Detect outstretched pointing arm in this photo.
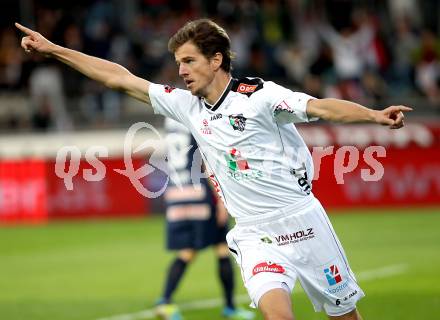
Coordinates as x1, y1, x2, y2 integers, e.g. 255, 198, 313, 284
15, 22, 151, 104
307, 98, 413, 129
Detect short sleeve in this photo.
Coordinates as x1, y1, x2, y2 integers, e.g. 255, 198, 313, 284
264, 81, 318, 124
148, 83, 193, 124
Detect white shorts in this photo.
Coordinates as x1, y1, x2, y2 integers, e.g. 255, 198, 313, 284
226, 196, 364, 316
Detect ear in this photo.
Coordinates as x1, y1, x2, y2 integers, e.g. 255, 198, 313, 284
210, 52, 223, 71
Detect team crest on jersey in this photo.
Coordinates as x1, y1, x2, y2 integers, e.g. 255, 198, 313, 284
164, 85, 176, 93
228, 114, 247, 132
200, 119, 212, 134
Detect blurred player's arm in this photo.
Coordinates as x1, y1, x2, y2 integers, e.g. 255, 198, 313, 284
203, 163, 229, 226
306, 98, 412, 129
15, 23, 151, 104
215, 199, 229, 227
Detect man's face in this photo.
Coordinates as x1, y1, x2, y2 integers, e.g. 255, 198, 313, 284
175, 41, 216, 97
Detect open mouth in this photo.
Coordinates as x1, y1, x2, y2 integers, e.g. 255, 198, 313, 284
185, 79, 194, 87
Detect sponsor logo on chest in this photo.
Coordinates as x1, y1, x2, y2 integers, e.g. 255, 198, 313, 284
210, 113, 222, 121
224, 148, 263, 181
200, 119, 212, 135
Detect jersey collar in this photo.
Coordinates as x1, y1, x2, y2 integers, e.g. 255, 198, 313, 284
202, 78, 234, 112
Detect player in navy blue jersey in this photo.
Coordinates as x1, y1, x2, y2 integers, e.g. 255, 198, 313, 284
155, 118, 253, 320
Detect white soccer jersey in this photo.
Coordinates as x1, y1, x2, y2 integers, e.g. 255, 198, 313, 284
149, 78, 318, 219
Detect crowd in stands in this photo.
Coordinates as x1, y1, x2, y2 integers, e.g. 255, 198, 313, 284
0, 0, 439, 131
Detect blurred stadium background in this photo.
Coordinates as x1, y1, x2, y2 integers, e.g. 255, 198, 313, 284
0, 0, 439, 319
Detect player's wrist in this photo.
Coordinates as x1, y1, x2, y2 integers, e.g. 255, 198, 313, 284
49, 43, 65, 58
369, 109, 381, 123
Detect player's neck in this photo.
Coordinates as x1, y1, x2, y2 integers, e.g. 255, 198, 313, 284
204, 71, 231, 105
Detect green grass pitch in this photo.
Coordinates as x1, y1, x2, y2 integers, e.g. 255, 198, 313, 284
1, 208, 439, 320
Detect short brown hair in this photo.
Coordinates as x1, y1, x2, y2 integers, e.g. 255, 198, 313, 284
168, 19, 234, 72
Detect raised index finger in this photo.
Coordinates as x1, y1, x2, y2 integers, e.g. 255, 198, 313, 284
15, 22, 36, 36
395, 105, 413, 112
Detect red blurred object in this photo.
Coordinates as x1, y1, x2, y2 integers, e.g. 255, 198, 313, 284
307, 123, 440, 208
0, 158, 150, 224
0, 159, 48, 224
45, 158, 149, 219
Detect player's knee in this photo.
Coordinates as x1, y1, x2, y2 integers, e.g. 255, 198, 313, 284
214, 243, 230, 257
178, 249, 197, 262
261, 311, 294, 320
260, 301, 294, 320
256, 285, 293, 320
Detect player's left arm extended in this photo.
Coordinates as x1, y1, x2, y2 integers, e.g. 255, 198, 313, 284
306, 98, 413, 129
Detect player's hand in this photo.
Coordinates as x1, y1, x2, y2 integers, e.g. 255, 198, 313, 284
375, 105, 413, 129
15, 22, 56, 56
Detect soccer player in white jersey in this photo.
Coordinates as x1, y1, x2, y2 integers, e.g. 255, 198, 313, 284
16, 19, 411, 320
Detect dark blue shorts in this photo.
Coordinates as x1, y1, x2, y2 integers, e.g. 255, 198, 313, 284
164, 186, 228, 250
166, 214, 228, 250
165, 183, 228, 250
